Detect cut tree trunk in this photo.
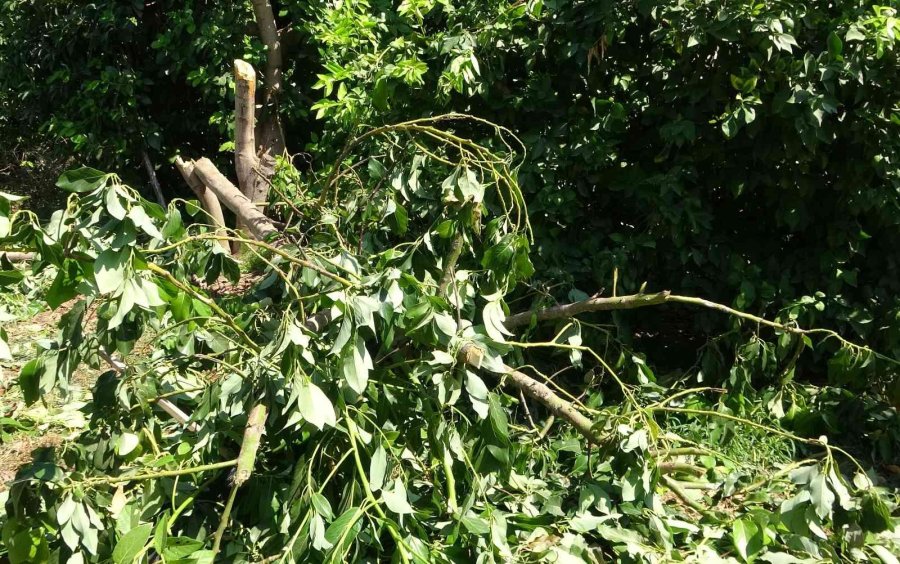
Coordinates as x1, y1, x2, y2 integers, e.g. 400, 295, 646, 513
174, 157, 230, 252
234, 59, 260, 202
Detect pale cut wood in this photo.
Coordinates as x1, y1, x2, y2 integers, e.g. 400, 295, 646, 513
174, 157, 230, 252
234, 59, 258, 202
190, 158, 280, 242
0, 251, 34, 262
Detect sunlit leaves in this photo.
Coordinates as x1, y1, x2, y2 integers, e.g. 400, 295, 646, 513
93, 249, 130, 295
342, 336, 373, 394
296, 381, 336, 430
56, 168, 110, 193
382, 478, 414, 515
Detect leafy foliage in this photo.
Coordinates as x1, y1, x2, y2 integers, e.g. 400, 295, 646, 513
1, 1, 899, 562
1, 116, 899, 562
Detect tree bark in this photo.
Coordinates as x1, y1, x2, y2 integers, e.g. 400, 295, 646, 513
457, 344, 601, 445
141, 150, 167, 207
504, 291, 672, 329
190, 158, 280, 242
174, 157, 230, 252
251, 0, 286, 157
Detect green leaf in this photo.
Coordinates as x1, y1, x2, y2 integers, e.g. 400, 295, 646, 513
19, 358, 44, 405
465, 371, 489, 419
116, 432, 140, 456
6, 526, 49, 564
94, 249, 129, 295
369, 444, 387, 492
383, 478, 414, 515
112, 524, 152, 564
106, 185, 128, 220
341, 336, 372, 394
488, 394, 509, 442
732, 518, 763, 561
809, 471, 835, 519
311, 493, 334, 521
0, 329, 10, 361
310, 513, 333, 551
861, 493, 892, 533
128, 206, 163, 240
0, 268, 24, 288
460, 512, 490, 534
456, 166, 484, 203
57, 168, 109, 193
46, 261, 81, 308
162, 537, 204, 559
871, 545, 900, 564
296, 382, 336, 430
827, 32, 843, 58
482, 299, 512, 342
324, 507, 363, 545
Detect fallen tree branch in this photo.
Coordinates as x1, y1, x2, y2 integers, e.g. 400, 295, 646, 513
171, 167, 605, 448
504, 291, 671, 328
190, 158, 280, 242
457, 344, 601, 445
174, 157, 229, 252
504, 291, 897, 363
99, 350, 199, 432
0, 251, 34, 262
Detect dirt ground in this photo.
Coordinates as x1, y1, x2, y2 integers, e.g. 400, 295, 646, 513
0, 300, 94, 490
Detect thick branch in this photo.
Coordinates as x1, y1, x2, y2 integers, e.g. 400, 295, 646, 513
0, 251, 34, 262
190, 158, 280, 242
174, 157, 230, 252
505, 291, 809, 336
234, 404, 267, 487
504, 291, 671, 329
457, 344, 600, 445
251, 0, 282, 107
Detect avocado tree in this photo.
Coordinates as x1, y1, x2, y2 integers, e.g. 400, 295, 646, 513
1, 54, 898, 561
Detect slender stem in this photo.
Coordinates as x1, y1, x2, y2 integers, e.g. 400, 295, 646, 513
438, 231, 464, 295
442, 447, 458, 515
343, 407, 410, 564
212, 483, 240, 555
661, 475, 710, 514
85, 459, 238, 485
167, 474, 220, 533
